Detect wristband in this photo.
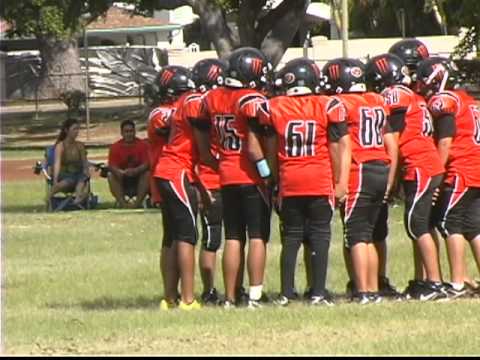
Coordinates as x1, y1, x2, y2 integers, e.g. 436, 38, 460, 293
255, 159, 271, 179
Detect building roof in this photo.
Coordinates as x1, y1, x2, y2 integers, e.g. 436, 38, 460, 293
87, 6, 176, 30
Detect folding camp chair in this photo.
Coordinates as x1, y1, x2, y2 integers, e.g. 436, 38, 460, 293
34, 145, 102, 212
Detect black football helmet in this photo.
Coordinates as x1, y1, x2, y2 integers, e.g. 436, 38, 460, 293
416, 57, 459, 97
155, 65, 195, 97
192, 58, 227, 92
365, 53, 411, 93
225, 47, 272, 89
388, 38, 430, 73
274, 57, 322, 96
322, 58, 366, 94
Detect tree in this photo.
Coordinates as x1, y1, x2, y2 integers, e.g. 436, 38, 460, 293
2, 1, 111, 99
135, 0, 311, 67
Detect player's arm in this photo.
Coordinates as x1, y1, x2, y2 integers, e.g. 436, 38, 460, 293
430, 95, 456, 167
384, 127, 399, 201
247, 120, 272, 181
79, 143, 90, 179
190, 118, 219, 171
328, 122, 351, 203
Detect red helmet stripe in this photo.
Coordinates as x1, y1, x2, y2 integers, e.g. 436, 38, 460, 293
160, 70, 175, 85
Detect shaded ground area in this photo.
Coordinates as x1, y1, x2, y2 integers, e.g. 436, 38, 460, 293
1, 99, 150, 148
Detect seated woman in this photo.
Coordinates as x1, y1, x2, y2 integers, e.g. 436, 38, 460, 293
49, 118, 90, 208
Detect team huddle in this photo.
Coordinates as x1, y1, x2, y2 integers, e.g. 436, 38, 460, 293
146, 38, 480, 310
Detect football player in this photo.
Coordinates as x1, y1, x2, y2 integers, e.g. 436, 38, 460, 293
366, 53, 448, 301
190, 48, 272, 308
154, 66, 203, 310
250, 57, 351, 306
190, 58, 230, 305
323, 58, 398, 304
146, 68, 183, 311
417, 57, 480, 297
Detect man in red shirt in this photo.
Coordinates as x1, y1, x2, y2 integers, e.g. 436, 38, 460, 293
108, 120, 150, 208
367, 53, 448, 301
191, 48, 273, 308
324, 58, 399, 304
251, 58, 351, 306
417, 58, 480, 297
154, 66, 201, 311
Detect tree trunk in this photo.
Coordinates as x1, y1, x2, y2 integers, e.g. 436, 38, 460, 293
37, 36, 84, 100
260, 0, 309, 67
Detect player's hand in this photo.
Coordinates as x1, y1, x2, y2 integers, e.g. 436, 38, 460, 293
383, 183, 392, 204
335, 182, 347, 206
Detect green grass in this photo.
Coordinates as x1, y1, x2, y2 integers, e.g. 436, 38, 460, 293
3, 152, 480, 355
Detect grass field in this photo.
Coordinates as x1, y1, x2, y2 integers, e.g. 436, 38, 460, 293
3, 150, 480, 355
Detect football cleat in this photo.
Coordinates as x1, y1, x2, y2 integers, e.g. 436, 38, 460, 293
309, 291, 335, 307
368, 292, 383, 304
403, 280, 425, 300
178, 299, 202, 311
247, 299, 263, 309
417, 282, 449, 302
273, 295, 290, 307
379, 276, 402, 298
201, 288, 220, 306
442, 283, 468, 299
159, 299, 177, 311
235, 287, 250, 307
351, 292, 371, 305
221, 300, 236, 309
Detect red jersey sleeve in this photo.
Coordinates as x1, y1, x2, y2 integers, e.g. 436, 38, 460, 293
148, 107, 173, 134
428, 92, 459, 119
237, 92, 267, 118
326, 96, 347, 124
257, 99, 273, 127
182, 93, 203, 119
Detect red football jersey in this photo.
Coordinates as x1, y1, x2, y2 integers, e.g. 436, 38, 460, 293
428, 89, 480, 187
337, 92, 391, 165
155, 91, 200, 182
381, 85, 444, 180
147, 103, 176, 169
195, 127, 221, 190
199, 87, 265, 186
258, 95, 346, 198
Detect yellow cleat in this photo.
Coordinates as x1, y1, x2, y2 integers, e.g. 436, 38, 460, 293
178, 299, 202, 311
159, 299, 177, 311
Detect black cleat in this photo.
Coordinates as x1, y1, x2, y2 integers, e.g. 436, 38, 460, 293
351, 292, 371, 305
303, 287, 313, 301
201, 288, 220, 306
346, 280, 357, 299
368, 292, 383, 304
442, 283, 468, 299
309, 290, 335, 306
379, 276, 401, 297
416, 281, 449, 302
235, 287, 249, 307
403, 280, 425, 300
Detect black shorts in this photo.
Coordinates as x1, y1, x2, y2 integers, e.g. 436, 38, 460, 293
200, 189, 223, 252
342, 161, 389, 248
280, 196, 333, 248
403, 170, 442, 241
156, 171, 198, 245
434, 175, 480, 241
123, 175, 139, 198
221, 184, 271, 241
372, 202, 389, 243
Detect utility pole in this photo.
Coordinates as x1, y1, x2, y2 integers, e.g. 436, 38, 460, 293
341, 0, 349, 57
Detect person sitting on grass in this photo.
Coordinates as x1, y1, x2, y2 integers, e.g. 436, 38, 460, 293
108, 120, 150, 208
50, 118, 90, 208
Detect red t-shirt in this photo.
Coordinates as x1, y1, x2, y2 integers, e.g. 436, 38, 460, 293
428, 89, 480, 187
258, 95, 346, 198
381, 85, 444, 180
108, 138, 149, 170
198, 87, 265, 186
337, 92, 391, 165
155, 91, 200, 182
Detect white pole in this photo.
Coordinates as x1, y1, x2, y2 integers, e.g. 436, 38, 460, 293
341, 0, 349, 58
83, 28, 90, 142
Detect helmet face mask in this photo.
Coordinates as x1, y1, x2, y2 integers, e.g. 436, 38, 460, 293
153, 66, 195, 102
322, 58, 367, 94
416, 57, 457, 97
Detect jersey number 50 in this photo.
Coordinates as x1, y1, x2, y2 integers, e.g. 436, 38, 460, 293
215, 115, 241, 151
285, 121, 316, 157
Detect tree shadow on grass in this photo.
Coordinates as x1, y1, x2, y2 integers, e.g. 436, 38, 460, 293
47, 295, 162, 311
